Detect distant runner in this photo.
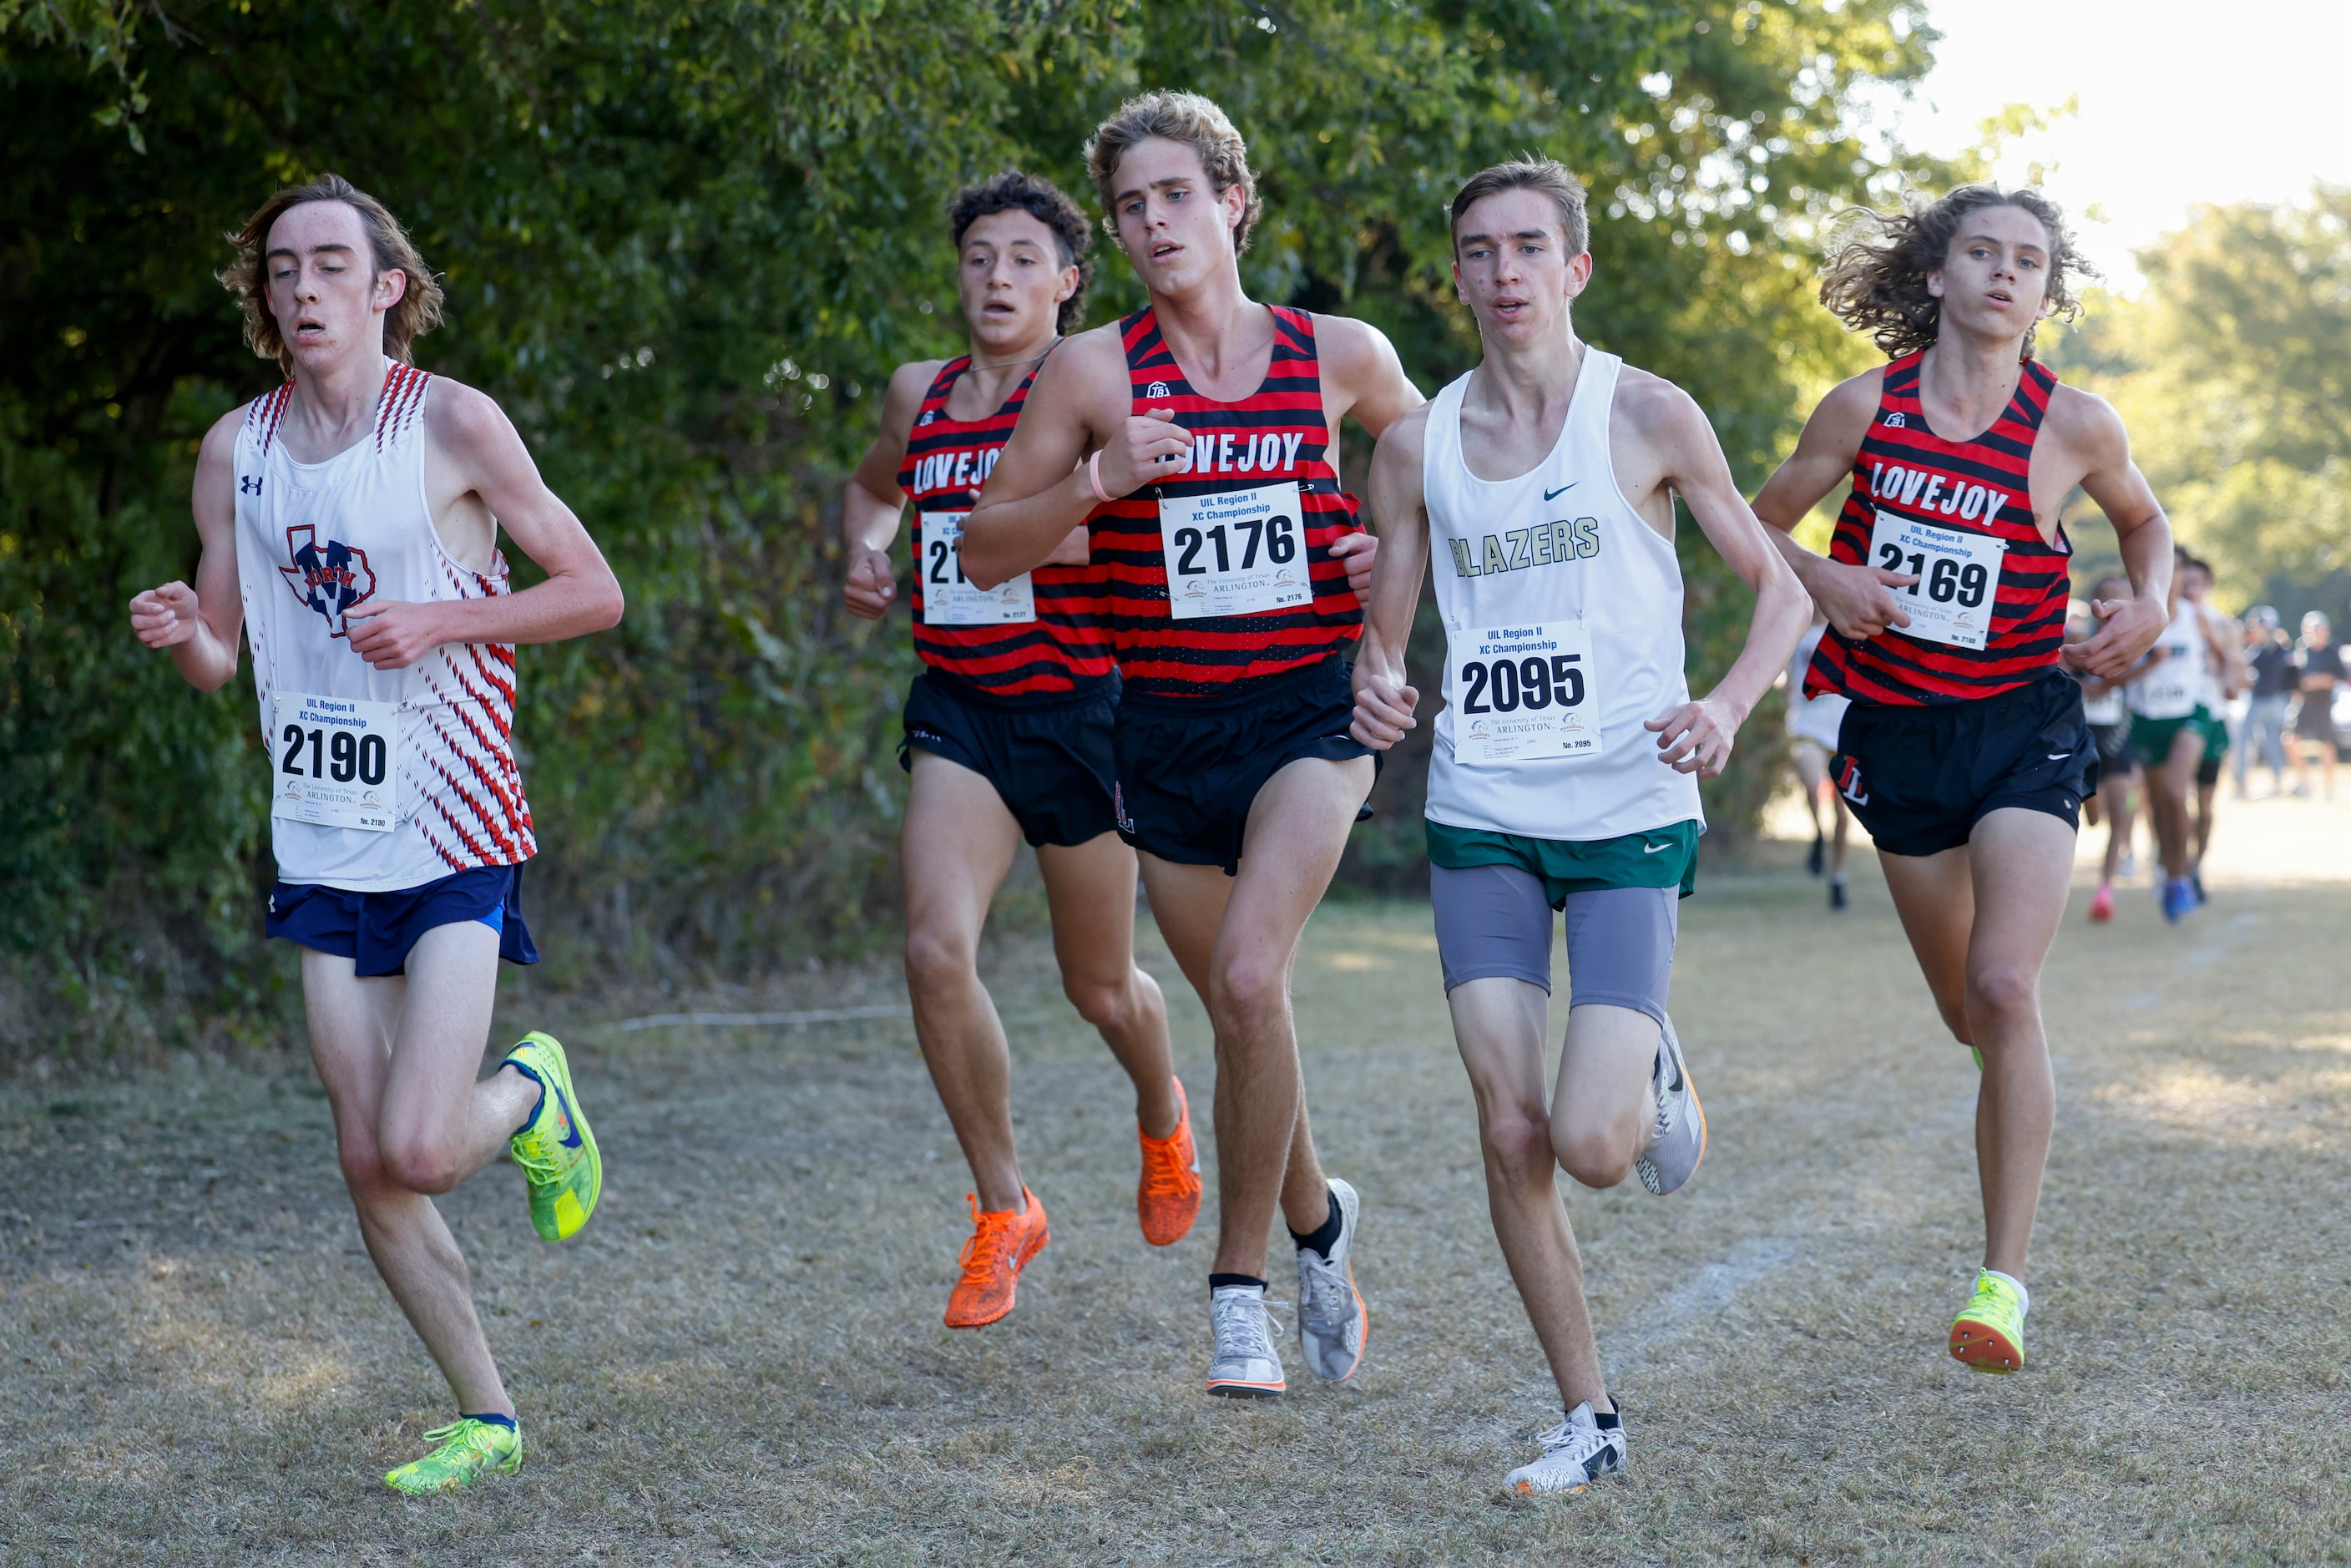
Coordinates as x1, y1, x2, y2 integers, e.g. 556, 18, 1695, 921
1752, 185, 2172, 1374
2126, 552, 2210, 922
2235, 606, 2293, 798
840, 170, 1199, 1331
128, 176, 624, 1494
2177, 553, 2244, 899
1787, 615, 1856, 909
2290, 612, 2341, 800
2076, 578, 2138, 923
1352, 159, 1806, 1495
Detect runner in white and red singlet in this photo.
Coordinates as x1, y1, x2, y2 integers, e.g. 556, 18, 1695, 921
128, 175, 624, 1495
1752, 185, 2172, 1376
840, 170, 1198, 1333
964, 92, 1417, 1401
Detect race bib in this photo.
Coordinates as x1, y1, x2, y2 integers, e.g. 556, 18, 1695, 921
919, 511, 1035, 625
271, 691, 397, 832
1449, 621, 1602, 766
2134, 650, 2198, 719
1158, 482, 1313, 620
1868, 509, 2005, 650
2080, 685, 2126, 726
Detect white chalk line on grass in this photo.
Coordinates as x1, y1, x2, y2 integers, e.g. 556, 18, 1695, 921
613, 1004, 912, 1033
2124, 908, 2260, 1010
1612, 1236, 1801, 1369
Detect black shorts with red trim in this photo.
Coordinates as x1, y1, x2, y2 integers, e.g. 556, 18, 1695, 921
899, 668, 1120, 849
1829, 670, 2097, 858
1111, 655, 1372, 875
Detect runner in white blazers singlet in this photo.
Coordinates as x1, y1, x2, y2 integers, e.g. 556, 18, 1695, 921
128, 175, 624, 1497
1352, 159, 1807, 1498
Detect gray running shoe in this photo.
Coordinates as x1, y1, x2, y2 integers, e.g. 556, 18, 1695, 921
1205, 1284, 1287, 1399
1295, 1176, 1368, 1382
1632, 1016, 1706, 1196
1504, 1403, 1627, 1495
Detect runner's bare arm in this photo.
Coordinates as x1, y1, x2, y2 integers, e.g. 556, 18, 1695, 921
1621, 374, 1810, 776
841, 360, 937, 619
344, 381, 624, 670
2050, 389, 2171, 681
1315, 315, 1425, 599
1350, 405, 1431, 750
1752, 371, 1920, 639
128, 407, 245, 693
963, 329, 1188, 589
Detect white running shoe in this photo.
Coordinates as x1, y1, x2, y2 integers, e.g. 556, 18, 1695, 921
1205, 1284, 1287, 1399
1295, 1176, 1368, 1382
1504, 1403, 1627, 1496
1633, 1016, 1706, 1196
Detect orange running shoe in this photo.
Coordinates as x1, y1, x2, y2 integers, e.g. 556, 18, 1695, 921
1137, 1075, 1203, 1247
943, 1187, 1049, 1329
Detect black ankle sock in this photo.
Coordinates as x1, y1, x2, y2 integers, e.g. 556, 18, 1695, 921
1208, 1272, 1267, 1293
1288, 1189, 1343, 1257
1581, 1400, 1622, 1431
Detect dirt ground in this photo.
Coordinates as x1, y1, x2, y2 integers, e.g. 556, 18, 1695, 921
6, 793, 2351, 1565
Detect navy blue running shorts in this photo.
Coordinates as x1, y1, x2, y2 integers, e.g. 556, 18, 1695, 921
899, 668, 1121, 848
1830, 670, 2097, 858
1111, 655, 1373, 876
265, 863, 539, 978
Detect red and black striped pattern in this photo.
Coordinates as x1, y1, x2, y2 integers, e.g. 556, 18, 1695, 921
246, 382, 294, 454
897, 353, 1113, 695
375, 362, 431, 452
1089, 305, 1363, 699
1806, 350, 2070, 706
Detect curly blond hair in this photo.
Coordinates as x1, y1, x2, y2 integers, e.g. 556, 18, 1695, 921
219, 174, 444, 374
1819, 185, 2093, 362
1084, 90, 1262, 255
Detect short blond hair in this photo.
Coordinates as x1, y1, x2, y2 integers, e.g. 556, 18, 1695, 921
1084, 90, 1262, 255
219, 174, 444, 375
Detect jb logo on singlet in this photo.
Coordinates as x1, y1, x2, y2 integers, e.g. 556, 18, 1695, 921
278, 524, 377, 639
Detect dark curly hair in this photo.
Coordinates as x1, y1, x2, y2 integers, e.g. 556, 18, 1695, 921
1819, 185, 2094, 362
948, 169, 1094, 335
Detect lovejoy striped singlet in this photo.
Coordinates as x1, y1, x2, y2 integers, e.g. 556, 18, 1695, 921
897, 353, 1113, 695
1085, 305, 1364, 699
1806, 350, 2070, 706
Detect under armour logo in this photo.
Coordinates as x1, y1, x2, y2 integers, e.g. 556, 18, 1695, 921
918, 411, 936, 426
1883, 412, 1908, 427
239, 474, 264, 495
1145, 381, 1170, 399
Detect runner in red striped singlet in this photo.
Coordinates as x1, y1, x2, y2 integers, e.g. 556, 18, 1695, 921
841, 171, 1196, 1333
965, 92, 1421, 1401
128, 176, 624, 1495
1753, 185, 2173, 1378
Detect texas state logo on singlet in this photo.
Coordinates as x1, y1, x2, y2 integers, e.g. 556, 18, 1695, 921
1086, 305, 1365, 699
232, 363, 537, 893
1420, 352, 1703, 842
1807, 350, 2071, 706
897, 352, 1113, 695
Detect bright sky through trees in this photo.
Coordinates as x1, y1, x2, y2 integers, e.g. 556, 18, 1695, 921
1893, 0, 2351, 287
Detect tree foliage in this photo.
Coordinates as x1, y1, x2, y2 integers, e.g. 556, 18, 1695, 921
0, 0, 1943, 1054
2049, 190, 2351, 625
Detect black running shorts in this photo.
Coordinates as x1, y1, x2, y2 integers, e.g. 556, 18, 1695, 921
2090, 718, 2134, 776
900, 669, 1120, 848
1830, 670, 2097, 858
1112, 655, 1372, 875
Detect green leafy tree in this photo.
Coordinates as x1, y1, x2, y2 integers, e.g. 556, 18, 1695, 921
1, 0, 1941, 1056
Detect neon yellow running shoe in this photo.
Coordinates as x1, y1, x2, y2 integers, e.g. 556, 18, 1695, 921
504, 1031, 602, 1241
382, 1417, 521, 1495
1949, 1268, 2028, 1373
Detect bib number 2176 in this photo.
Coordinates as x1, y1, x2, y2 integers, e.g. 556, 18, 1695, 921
1158, 481, 1312, 620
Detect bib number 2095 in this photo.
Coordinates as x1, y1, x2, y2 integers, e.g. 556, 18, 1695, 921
1449, 621, 1602, 766
271, 691, 398, 832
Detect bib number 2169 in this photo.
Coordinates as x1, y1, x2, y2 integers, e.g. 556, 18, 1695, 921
1868, 508, 2005, 650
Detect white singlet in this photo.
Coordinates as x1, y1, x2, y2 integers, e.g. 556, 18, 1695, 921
233, 363, 538, 892
1784, 623, 1850, 751
1422, 352, 1705, 842
2127, 600, 2206, 721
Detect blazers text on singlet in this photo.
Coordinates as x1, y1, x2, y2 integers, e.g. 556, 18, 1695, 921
1806, 350, 2071, 706
898, 352, 1114, 695
1087, 305, 1364, 699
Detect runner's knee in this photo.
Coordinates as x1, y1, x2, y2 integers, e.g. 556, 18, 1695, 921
1478, 1104, 1554, 1186
1062, 969, 1137, 1031
1209, 950, 1288, 1029
1965, 961, 2040, 1029
380, 1131, 467, 1196
1552, 1119, 1633, 1191
903, 922, 978, 992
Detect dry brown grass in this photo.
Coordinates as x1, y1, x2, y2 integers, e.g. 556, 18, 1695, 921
7, 799, 2351, 1564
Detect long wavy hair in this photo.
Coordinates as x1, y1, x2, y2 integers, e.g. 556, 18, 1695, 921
1819, 185, 2092, 362
220, 174, 443, 374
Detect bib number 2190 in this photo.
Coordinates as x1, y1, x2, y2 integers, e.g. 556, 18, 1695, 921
270, 691, 398, 832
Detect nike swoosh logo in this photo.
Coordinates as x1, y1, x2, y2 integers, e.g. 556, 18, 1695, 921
1543, 483, 1579, 502
1642, 841, 1670, 853
555, 1090, 584, 1149
2047, 753, 2069, 761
